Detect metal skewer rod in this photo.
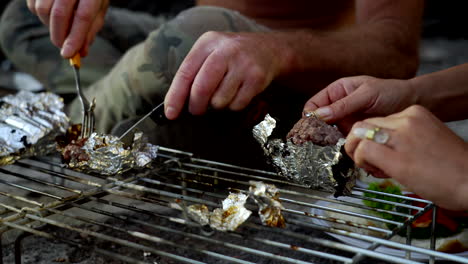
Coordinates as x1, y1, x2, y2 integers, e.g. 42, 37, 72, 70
118, 101, 165, 140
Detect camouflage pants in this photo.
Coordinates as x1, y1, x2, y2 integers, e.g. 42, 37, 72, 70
0, 0, 305, 167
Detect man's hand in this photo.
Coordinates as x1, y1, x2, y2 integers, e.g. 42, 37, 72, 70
303, 76, 417, 132
26, 0, 109, 58
164, 32, 283, 120
346, 105, 468, 211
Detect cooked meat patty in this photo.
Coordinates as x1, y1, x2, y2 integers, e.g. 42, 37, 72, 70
287, 116, 343, 146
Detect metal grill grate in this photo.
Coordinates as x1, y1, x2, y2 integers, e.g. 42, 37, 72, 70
0, 146, 466, 264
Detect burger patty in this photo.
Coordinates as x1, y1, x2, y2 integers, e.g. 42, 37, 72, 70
287, 116, 343, 146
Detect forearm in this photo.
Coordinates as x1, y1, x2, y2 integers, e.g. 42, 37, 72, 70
455, 143, 468, 210
271, 22, 419, 96
411, 64, 468, 121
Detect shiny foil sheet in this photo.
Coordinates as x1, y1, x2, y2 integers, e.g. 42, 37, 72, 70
249, 181, 286, 228
0, 91, 69, 166
65, 132, 158, 175
187, 193, 252, 232
253, 114, 357, 196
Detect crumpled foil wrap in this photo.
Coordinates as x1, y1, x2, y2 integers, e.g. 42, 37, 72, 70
0, 91, 69, 166
65, 131, 159, 175
253, 114, 357, 196
187, 193, 252, 232
186, 204, 210, 226
249, 181, 286, 228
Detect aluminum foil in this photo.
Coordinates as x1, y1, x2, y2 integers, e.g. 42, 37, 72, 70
63, 131, 158, 175
187, 193, 252, 232
249, 181, 286, 228
253, 114, 357, 196
0, 91, 69, 166
187, 204, 210, 226
210, 193, 252, 231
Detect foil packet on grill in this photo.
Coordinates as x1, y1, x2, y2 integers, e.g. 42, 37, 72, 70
58, 128, 158, 175
187, 193, 252, 232
253, 114, 357, 196
249, 181, 286, 228
187, 181, 286, 231
0, 91, 69, 166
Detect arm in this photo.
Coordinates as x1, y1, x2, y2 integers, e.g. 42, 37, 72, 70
274, 0, 423, 93
411, 63, 468, 121
300, 63, 468, 132
164, 0, 424, 119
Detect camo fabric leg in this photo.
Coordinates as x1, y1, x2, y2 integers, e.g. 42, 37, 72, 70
0, 0, 165, 99
66, 6, 278, 167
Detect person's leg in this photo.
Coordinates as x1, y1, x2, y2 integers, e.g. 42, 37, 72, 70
0, 0, 165, 100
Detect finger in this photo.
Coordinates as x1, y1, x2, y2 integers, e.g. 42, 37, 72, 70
35, 0, 54, 25
27, 0, 37, 14
210, 68, 242, 110
353, 139, 403, 179
303, 82, 345, 114
188, 51, 228, 115
80, 12, 105, 57
165, 42, 214, 120
49, 0, 77, 48
229, 82, 264, 111
304, 76, 376, 122
362, 115, 409, 131
359, 162, 389, 178
61, 0, 101, 58
345, 121, 395, 157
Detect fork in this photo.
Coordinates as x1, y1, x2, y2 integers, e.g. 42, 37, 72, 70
70, 54, 95, 138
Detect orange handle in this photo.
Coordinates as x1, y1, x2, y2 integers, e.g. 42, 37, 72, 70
69, 53, 81, 68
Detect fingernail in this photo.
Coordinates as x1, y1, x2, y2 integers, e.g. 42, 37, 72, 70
61, 41, 73, 58
352, 127, 367, 139
165, 106, 176, 120
314, 107, 332, 121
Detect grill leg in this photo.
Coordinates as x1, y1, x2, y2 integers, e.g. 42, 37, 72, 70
14, 232, 32, 264
0, 230, 4, 264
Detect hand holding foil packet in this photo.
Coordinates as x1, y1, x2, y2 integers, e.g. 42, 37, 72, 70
253, 114, 357, 196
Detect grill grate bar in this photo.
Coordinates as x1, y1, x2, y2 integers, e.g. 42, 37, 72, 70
0, 177, 63, 201
244, 222, 422, 264
172, 162, 304, 187
45, 207, 259, 264
279, 198, 403, 228
286, 217, 468, 263
0, 191, 44, 207
18, 212, 209, 264
0, 168, 83, 195
66, 194, 350, 264
16, 161, 104, 187
0, 153, 466, 263
99, 177, 459, 263
2, 220, 154, 264
122, 177, 395, 237
349, 194, 424, 211
111, 179, 220, 207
